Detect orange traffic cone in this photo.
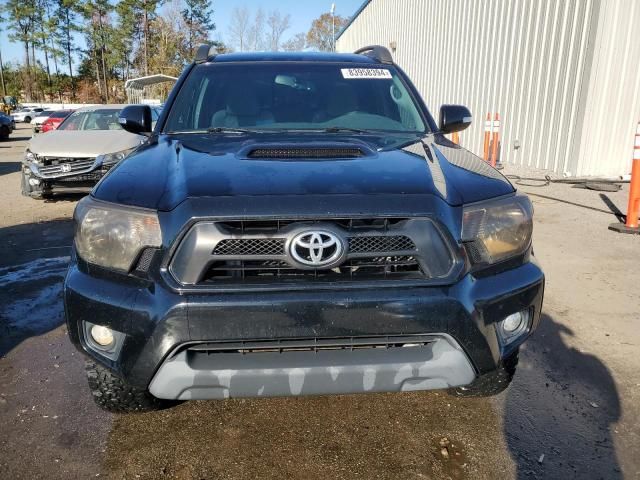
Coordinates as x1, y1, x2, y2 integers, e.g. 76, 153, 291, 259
609, 121, 640, 234
483, 113, 491, 162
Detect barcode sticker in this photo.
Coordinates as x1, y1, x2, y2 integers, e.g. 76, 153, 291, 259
341, 68, 392, 79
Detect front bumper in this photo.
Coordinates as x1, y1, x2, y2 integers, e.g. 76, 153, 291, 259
22, 158, 116, 192
64, 255, 544, 397
149, 334, 476, 400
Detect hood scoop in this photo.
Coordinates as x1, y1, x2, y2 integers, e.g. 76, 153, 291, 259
246, 146, 365, 159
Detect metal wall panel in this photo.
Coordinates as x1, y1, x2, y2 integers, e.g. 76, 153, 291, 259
337, 0, 640, 177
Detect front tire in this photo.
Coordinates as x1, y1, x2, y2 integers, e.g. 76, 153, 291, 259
85, 361, 172, 413
24, 116, 32, 123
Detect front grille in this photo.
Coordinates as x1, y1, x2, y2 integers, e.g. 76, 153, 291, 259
36, 157, 96, 178
349, 235, 415, 253
213, 238, 286, 256
185, 335, 437, 355
211, 235, 416, 257
247, 148, 364, 159
218, 218, 408, 233
204, 256, 421, 283
54, 171, 103, 182
169, 217, 457, 287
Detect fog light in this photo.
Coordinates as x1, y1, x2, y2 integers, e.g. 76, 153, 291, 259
497, 309, 531, 348
502, 312, 524, 332
28, 178, 40, 186
90, 325, 114, 347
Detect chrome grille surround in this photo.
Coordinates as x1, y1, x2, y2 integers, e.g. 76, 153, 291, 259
168, 217, 459, 287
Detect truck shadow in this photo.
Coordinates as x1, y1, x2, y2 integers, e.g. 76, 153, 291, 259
504, 314, 621, 479
0, 161, 21, 176
0, 219, 73, 358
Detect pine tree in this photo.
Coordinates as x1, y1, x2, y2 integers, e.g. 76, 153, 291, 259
181, 0, 214, 56
54, 0, 80, 99
2, 0, 37, 100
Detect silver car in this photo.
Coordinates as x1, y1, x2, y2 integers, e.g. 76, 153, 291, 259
21, 104, 159, 199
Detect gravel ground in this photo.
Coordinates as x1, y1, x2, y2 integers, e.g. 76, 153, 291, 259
0, 124, 638, 479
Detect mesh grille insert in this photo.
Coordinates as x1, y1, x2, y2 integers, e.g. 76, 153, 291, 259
349, 235, 416, 253
247, 148, 363, 159
213, 238, 286, 256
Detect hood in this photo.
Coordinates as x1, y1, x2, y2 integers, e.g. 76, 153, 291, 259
27, 130, 143, 158
94, 133, 514, 211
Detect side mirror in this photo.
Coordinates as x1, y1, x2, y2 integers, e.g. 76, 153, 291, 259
439, 104, 472, 134
118, 105, 152, 136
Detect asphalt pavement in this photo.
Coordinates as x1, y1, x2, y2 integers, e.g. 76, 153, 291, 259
0, 124, 638, 479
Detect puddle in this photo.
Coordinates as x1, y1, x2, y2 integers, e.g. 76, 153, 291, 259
0, 256, 69, 348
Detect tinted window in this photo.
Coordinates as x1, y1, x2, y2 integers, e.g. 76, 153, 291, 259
165, 63, 426, 133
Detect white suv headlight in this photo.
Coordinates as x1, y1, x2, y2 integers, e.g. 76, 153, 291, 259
461, 194, 533, 266
74, 196, 162, 272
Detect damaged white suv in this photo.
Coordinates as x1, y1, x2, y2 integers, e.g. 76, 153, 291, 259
21, 104, 157, 199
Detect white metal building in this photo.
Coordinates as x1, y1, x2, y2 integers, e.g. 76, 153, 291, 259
124, 74, 178, 105
337, 0, 640, 177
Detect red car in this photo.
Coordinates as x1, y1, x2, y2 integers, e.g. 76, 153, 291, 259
40, 110, 74, 133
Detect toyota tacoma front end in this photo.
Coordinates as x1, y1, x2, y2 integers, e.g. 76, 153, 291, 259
64, 46, 544, 412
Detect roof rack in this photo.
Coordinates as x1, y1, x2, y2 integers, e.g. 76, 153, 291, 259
194, 44, 218, 64
353, 45, 394, 64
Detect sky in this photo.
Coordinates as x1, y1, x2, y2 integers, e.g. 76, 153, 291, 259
0, 0, 364, 69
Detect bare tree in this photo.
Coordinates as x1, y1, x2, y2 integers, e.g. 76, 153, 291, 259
266, 10, 290, 51
247, 8, 265, 51
227, 6, 250, 52
307, 13, 348, 52
281, 32, 306, 52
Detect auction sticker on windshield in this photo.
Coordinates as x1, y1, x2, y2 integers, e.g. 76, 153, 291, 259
341, 68, 392, 79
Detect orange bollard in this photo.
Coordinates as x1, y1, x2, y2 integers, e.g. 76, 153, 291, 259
483, 113, 491, 162
490, 112, 500, 167
609, 121, 640, 234
452, 131, 459, 145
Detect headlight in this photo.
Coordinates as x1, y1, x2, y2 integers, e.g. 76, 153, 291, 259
461, 194, 533, 266
96, 147, 135, 166
24, 150, 36, 162
74, 196, 162, 272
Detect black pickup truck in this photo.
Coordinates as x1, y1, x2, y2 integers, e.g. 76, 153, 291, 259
64, 45, 544, 412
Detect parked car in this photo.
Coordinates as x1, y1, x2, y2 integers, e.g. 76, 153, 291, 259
0, 112, 15, 139
30, 110, 54, 133
12, 107, 44, 123
64, 45, 544, 413
40, 110, 74, 133
21, 104, 158, 198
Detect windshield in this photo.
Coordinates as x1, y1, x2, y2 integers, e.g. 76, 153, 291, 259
50, 111, 72, 119
58, 109, 122, 131
164, 63, 426, 133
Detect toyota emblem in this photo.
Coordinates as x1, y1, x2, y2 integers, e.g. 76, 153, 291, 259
289, 230, 344, 268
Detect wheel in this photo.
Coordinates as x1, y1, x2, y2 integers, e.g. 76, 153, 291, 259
85, 360, 174, 413
449, 349, 519, 397
0, 125, 8, 140
24, 116, 32, 123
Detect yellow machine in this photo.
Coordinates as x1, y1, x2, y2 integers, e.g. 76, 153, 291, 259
1, 96, 17, 114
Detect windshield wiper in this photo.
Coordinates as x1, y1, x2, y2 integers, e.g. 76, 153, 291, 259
166, 127, 258, 135
322, 126, 368, 134
207, 127, 257, 134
